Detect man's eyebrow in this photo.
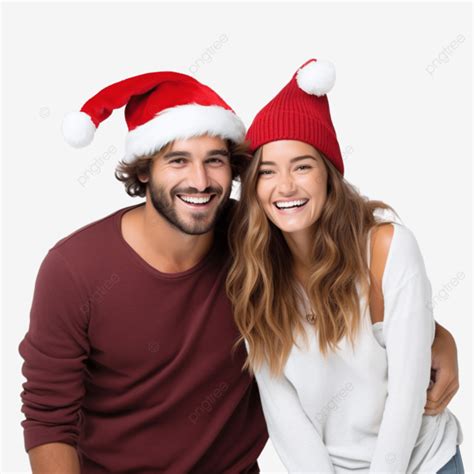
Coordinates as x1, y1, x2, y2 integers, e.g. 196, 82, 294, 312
163, 151, 191, 160
260, 155, 318, 166
163, 149, 230, 160
206, 149, 230, 157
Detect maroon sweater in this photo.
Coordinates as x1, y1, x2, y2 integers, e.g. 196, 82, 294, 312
19, 202, 268, 473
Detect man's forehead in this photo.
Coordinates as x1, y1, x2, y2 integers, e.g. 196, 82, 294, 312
169, 135, 228, 152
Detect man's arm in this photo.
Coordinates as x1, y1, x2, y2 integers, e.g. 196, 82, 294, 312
425, 322, 459, 415
28, 443, 80, 474
19, 249, 89, 469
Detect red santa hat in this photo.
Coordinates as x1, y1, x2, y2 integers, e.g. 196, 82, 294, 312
246, 58, 344, 175
62, 71, 245, 163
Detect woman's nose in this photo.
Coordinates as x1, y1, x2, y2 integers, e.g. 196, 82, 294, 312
277, 174, 296, 194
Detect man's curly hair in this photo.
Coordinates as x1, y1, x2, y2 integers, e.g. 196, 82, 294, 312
115, 139, 251, 198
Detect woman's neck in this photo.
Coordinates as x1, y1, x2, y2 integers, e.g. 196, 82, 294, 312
282, 227, 315, 287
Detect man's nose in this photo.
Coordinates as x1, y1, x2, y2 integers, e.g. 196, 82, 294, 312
189, 162, 211, 192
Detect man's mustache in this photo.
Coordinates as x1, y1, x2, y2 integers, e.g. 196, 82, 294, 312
172, 187, 222, 196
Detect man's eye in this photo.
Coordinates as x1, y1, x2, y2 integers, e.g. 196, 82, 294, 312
208, 158, 224, 164
170, 159, 186, 164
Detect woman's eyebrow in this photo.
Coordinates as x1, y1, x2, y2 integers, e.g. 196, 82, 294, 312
260, 155, 318, 166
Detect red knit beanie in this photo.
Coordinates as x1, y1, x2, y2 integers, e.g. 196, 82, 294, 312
246, 58, 344, 175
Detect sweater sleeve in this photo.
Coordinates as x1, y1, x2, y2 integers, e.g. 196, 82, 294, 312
369, 226, 435, 473
18, 248, 90, 452
250, 346, 335, 473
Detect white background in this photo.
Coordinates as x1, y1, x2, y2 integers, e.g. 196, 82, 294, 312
1, 1, 472, 472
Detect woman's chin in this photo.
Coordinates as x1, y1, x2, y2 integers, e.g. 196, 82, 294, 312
269, 217, 316, 235
281, 225, 311, 235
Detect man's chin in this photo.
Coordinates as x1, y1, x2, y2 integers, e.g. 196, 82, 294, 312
172, 206, 223, 235
178, 214, 221, 235
174, 219, 217, 236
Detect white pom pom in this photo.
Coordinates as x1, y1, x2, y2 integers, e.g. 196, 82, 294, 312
296, 60, 336, 97
62, 111, 96, 148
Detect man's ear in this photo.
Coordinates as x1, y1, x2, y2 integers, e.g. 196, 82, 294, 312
138, 162, 152, 183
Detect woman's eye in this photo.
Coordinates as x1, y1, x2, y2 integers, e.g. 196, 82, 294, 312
296, 165, 311, 171
258, 169, 273, 176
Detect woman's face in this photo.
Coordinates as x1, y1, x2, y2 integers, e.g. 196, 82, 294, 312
256, 140, 328, 234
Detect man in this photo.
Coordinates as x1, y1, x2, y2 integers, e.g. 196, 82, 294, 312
19, 70, 459, 473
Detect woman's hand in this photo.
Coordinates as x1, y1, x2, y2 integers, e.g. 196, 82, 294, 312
425, 322, 459, 415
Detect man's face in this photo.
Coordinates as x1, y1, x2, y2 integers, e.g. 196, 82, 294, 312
144, 136, 233, 235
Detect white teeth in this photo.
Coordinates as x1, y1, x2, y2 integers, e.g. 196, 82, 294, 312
179, 195, 212, 204
275, 199, 308, 209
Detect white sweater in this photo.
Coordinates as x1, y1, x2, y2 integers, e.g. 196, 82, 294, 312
251, 223, 462, 473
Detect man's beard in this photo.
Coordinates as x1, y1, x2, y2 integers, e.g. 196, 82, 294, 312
148, 180, 231, 235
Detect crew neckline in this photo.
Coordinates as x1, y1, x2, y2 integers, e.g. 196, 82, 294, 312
113, 202, 220, 280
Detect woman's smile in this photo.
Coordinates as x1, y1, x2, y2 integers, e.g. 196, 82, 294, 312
273, 198, 310, 213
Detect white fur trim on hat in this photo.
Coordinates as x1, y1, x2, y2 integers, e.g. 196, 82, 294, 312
62, 111, 97, 148
124, 104, 246, 163
296, 60, 336, 97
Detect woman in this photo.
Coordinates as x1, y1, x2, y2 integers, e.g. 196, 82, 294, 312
226, 59, 463, 473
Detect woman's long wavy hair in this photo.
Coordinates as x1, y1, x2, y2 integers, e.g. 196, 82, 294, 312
225, 146, 396, 376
